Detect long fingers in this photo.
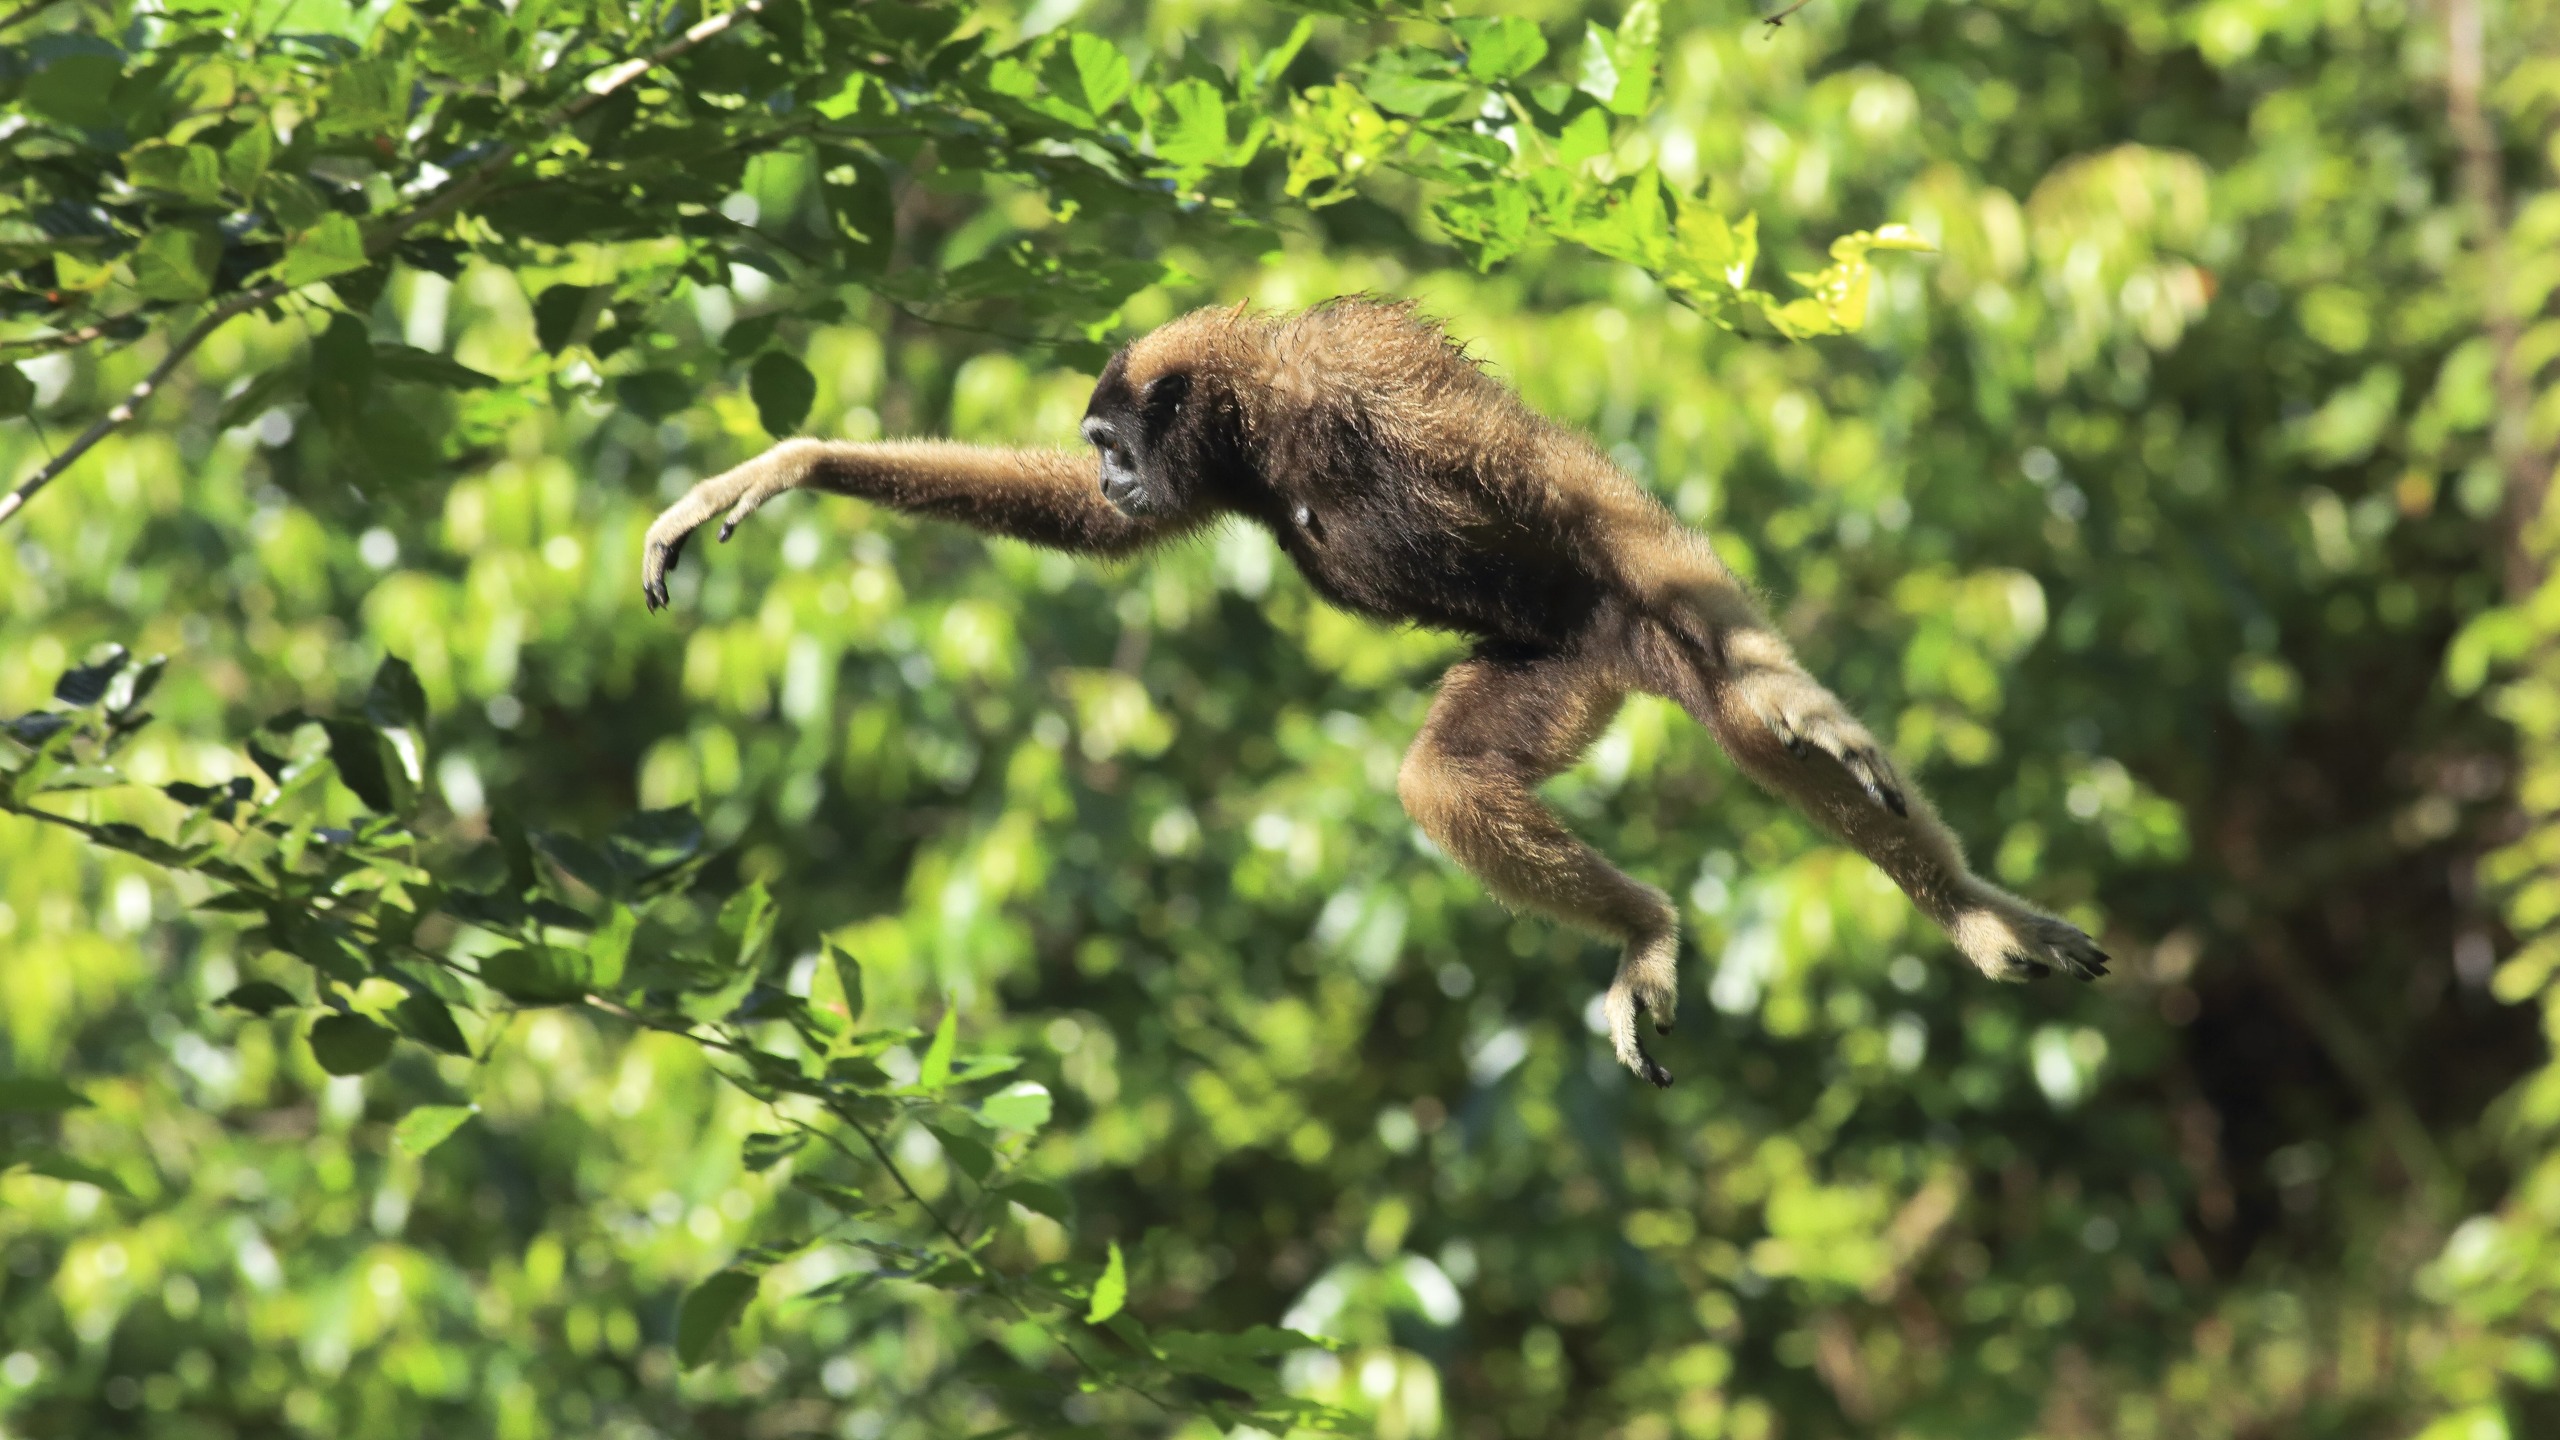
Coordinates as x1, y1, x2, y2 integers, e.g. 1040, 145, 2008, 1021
640, 467, 770, 612
641, 527, 689, 612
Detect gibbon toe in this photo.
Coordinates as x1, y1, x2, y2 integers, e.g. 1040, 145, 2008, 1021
1953, 899, 2108, 984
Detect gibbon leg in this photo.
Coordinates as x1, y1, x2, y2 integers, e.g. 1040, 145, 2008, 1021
642, 439, 1162, 608
1630, 596, 2110, 985
1397, 647, 1684, 1087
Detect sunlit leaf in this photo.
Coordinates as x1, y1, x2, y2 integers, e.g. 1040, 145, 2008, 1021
277, 213, 369, 288
392, 1104, 477, 1155
918, 1006, 957, 1089
1087, 1241, 1126, 1324
980, 1081, 1053, 1133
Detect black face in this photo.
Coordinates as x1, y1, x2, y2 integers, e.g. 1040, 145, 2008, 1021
1082, 352, 1208, 519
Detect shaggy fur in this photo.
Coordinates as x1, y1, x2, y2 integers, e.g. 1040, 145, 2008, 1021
643, 299, 2107, 1086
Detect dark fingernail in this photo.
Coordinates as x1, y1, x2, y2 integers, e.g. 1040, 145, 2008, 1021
719, 523, 735, 542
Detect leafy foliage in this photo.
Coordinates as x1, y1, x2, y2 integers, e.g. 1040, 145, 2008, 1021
1, 0, 2556, 1437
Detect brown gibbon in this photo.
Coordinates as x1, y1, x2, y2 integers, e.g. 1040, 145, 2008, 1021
641, 299, 2106, 1087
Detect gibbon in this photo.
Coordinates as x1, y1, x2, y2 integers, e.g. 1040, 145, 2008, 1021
641, 299, 2105, 1086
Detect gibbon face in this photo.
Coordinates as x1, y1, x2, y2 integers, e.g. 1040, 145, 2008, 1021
1081, 349, 1230, 520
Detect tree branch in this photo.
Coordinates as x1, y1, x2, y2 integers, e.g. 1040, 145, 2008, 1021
0, 319, 121, 364
0, 284, 285, 528
0, 0, 68, 36
0, 0, 769, 530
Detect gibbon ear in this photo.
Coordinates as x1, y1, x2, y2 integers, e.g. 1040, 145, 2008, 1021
1140, 372, 1191, 439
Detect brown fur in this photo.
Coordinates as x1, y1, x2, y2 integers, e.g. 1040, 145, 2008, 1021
642, 299, 2107, 1087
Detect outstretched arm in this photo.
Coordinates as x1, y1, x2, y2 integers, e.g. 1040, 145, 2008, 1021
641, 438, 1165, 610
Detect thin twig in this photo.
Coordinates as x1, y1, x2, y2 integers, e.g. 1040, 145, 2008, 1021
0, 0, 68, 35
0, 319, 120, 363
0, 284, 285, 527
0, 1, 770, 529
1762, 0, 1818, 27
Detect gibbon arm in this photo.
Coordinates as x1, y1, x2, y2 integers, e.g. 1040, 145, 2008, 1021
641, 438, 1160, 609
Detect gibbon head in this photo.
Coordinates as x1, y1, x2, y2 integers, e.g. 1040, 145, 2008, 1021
1081, 310, 1257, 519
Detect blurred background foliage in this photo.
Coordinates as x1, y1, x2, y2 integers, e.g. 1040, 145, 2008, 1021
3, 0, 2558, 1436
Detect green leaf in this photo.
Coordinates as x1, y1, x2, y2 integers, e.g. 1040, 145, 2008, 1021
718, 881, 777, 973
918, 1006, 958, 1089
320, 58, 409, 140
372, 344, 495, 389
0, 1077, 89, 1111
813, 72, 880, 121
997, 1178, 1073, 1222
308, 1013, 395, 1075
676, 1269, 759, 1367
323, 718, 402, 813
222, 124, 274, 193
1155, 80, 1233, 168
1069, 33, 1134, 115
1577, 0, 1658, 116
1455, 17, 1548, 81
1556, 106, 1611, 169
615, 369, 692, 420
587, 905, 636, 991
479, 946, 588, 1006
278, 213, 370, 288
534, 284, 595, 354
1575, 24, 1620, 108
21, 54, 124, 129
720, 313, 781, 361
55, 646, 130, 707
741, 1131, 808, 1172
127, 142, 225, 203
277, 913, 369, 985
1087, 1241, 1126, 1324
820, 149, 895, 274
393, 991, 472, 1056
1358, 49, 1471, 117
10, 1153, 132, 1197
365, 654, 429, 731
0, 363, 32, 416
792, 1175, 880, 1217
308, 312, 375, 429
392, 1104, 476, 1155
926, 1123, 994, 1181
217, 981, 300, 1015
827, 943, 865, 1026
980, 1080, 1053, 1133
748, 351, 816, 437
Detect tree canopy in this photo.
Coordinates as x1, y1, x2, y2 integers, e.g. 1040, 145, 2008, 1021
2, 0, 2557, 1437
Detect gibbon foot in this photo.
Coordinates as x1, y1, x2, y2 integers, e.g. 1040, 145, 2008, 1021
1731, 669, 1907, 816
1603, 933, 1681, 1088
1947, 893, 2110, 983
